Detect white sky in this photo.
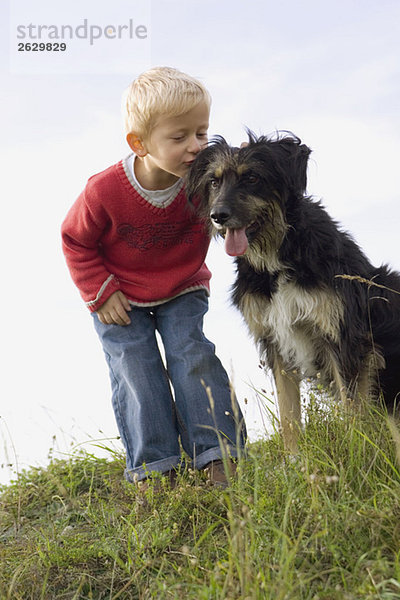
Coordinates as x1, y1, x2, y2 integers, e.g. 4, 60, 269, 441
1, 0, 400, 484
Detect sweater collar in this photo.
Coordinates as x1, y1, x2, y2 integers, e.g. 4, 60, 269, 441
121, 154, 185, 209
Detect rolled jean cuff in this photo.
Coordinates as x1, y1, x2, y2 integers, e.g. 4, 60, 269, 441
125, 455, 182, 483
192, 445, 239, 470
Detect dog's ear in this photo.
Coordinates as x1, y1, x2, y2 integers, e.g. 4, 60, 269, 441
184, 146, 212, 204
278, 136, 311, 195
243, 132, 311, 196
185, 136, 229, 204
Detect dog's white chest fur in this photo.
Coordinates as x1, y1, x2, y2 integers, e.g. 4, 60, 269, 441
240, 276, 344, 376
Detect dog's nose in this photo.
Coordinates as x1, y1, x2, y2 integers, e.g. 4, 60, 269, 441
210, 209, 231, 225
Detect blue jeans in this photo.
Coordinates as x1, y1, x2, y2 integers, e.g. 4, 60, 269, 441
93, 290, 246, 482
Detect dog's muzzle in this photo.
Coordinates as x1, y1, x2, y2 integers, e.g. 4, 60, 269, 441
210, 208, 249, 257
210, 207, 231, 226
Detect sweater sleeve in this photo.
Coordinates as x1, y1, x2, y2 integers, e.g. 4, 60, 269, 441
61, 186, 121, 312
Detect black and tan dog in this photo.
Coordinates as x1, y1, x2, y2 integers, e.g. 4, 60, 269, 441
186, 132, 400, 452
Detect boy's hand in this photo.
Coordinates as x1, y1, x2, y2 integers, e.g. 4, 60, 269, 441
96, 291, 132, 326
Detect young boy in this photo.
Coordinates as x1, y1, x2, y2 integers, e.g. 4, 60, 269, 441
61, 67, 246, 487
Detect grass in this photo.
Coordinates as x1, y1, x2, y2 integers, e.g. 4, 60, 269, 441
1, 395, 400, 599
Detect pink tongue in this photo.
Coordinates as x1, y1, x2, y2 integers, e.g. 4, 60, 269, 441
224, 227, 248, 256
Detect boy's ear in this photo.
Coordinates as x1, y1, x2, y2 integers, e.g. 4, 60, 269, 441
126, 133, 147, 157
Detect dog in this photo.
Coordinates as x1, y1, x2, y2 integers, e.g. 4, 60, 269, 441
186, 132, 400, 452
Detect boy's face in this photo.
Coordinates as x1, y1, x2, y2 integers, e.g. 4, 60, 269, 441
136, 100, 210, 180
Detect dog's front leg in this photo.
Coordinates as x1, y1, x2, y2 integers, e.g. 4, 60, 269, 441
272, 355, 301, 453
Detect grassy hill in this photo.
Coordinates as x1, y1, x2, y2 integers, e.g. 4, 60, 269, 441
1, 396, 400, 599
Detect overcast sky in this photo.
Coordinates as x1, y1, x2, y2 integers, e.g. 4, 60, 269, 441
1, 0, 399, 484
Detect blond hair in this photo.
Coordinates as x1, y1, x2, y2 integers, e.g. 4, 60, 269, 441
123, 66, 211, 139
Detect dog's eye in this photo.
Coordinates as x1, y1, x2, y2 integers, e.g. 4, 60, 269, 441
245, 174, 259, 185
210, 178, 220, 189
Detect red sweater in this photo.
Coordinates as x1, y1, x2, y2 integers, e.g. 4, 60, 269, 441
61, 158, 211, 311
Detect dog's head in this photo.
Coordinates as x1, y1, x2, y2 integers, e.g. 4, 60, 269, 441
186, 131, 311, 257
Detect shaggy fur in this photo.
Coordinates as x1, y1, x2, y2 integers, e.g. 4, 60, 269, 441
186, 132, 400, 452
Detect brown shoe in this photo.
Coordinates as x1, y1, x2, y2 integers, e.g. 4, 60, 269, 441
204, 459, 237, 489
